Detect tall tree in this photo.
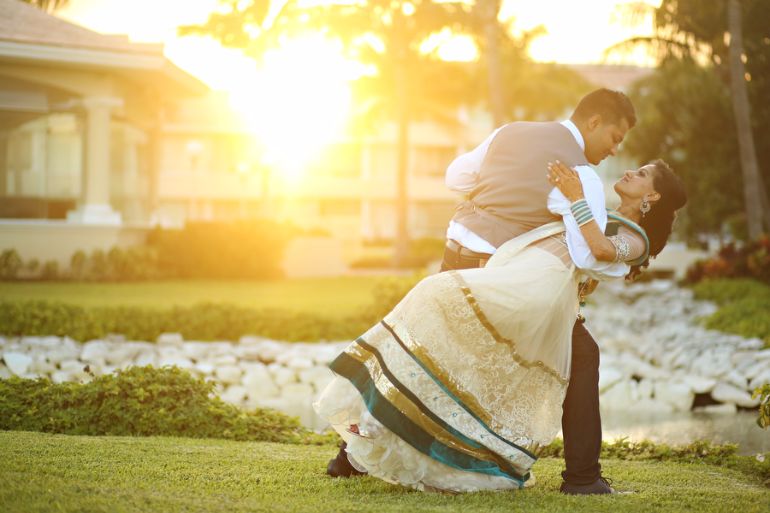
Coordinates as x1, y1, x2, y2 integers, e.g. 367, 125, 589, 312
184, 0, 472, 265
727, 0, 764, 238
616, 0, 770, 239
473, 0, 505, 127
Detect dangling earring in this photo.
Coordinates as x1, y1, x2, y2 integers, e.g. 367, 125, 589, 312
640, 199, 651, 217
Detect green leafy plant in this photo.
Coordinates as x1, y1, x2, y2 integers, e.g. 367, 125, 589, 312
0, 366, 328, 444
0, 249, 23, 279
754, 383, 770, 429
690, 279, 770, 348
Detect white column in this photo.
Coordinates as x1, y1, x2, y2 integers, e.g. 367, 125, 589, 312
67, 96, 123, 225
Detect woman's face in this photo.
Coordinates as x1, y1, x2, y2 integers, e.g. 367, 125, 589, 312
614, 164, 659, 202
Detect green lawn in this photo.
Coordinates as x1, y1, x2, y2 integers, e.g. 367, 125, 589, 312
1, 431, 767, 513
0, 277, 416, 317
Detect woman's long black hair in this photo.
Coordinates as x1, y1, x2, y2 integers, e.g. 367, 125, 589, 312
627, 159, 688, 280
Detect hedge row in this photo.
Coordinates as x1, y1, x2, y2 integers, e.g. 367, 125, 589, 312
0, 278, 418, 342
0, 366, 329, 444
1, 219, 293, 282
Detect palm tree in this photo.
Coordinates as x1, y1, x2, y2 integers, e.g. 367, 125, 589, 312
727, 0, 764, 238
611, 0, 770, 236
185, 0, 472, 265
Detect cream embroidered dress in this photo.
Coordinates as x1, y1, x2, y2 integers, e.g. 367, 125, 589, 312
314, 213, 648, 493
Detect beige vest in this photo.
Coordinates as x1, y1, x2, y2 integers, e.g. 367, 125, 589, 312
452, 121, 589, 249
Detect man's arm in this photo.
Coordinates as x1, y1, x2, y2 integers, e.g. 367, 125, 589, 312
445, 127, 502, 193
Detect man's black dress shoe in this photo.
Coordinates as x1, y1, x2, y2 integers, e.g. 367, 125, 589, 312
559, 476, 616, 495
326, 442, 367, 478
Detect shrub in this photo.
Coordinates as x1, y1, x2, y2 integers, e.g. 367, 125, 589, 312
0, 366, 327, 444
0, 249, 22, 279
685, 235, 770, 285
41, 260, 59, 280
147, 220, 293, 280
691, 279, 770, 347
0, 278, 419, 342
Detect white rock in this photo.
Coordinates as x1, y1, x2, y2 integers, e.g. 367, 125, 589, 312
80, 340, 110, 363
711, 383, 760, 408
30, 357, 56, 375
158, 355, 194, 369
2, 352, 33, 376
654, 381, 694, 411
215, 365, 243, 385
234, 345, 263, 361
221, 385, 248, 405
46, 346, 81, 364
724, 369, 748, 389
282, 382, 315, 399
598, 368, 624, 393
243, 369, 280, 399
59, 360, 85, 373
637, 379, 654, 400
600, 380, 638, 410
744, 360, 770, 380
270, 366, 297, 387
50, 371, 72, 384
182, 342, 211, 360
279, 394, 316, 427
134, 352, 157, 367
194, 362, 215, 375
213, 354, 238, 366
312, 345, 344, 365
157, 333, 184, 346
105, 345, 140, 366
0, 364, 12, 379
748, 370, 770, 391
298, 365, 332, 383
680, 375, 717, 394
206, 342, 234, 357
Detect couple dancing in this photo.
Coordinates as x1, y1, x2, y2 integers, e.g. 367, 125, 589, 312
315, 89, 687, 494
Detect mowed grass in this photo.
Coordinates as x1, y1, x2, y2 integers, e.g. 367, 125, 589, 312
1, 431, 768, 513
0, 277, 416, 317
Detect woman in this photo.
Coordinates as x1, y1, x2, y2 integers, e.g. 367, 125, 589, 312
315, 159, 687, 493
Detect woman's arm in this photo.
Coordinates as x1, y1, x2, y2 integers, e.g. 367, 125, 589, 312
547, 161, 617, 262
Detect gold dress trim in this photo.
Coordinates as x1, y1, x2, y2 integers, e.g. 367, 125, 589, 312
346, 340, 534, 474
447, 271, 569, 385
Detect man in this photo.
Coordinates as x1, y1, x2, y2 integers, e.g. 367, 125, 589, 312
440, 88, 636, 495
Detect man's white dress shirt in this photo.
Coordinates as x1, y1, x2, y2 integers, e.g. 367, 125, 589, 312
445, 120, 628, 277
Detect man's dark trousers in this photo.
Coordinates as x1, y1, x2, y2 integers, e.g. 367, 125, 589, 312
440, 246, 602, 485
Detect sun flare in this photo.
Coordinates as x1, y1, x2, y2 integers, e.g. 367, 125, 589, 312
224, 35, 365, 182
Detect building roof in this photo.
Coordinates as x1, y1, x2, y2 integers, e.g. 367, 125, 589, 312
0, 0, 161, 54
0, 0, 206, 95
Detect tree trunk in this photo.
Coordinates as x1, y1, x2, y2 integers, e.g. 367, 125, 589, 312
393, 29, 411, 267
481, 0, 505, 127
727, 0, 765, 238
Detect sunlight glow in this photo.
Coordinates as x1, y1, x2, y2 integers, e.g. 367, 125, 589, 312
421, 29, 478, 62
227, 35, 362, 182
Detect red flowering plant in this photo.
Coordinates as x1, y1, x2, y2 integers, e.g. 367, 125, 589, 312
685, 235, 770, 284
